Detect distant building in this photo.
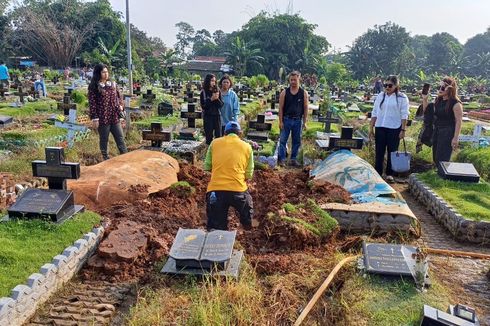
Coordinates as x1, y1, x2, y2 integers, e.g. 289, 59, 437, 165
183, 56, 232, 77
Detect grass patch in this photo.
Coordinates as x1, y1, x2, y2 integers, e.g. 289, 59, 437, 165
417, 170, 490, 222
337, 272, 452, 325
240, 101, 264, 120
1, 124, 66, 142
258, 140, 276, 157
0, 211, 101, 297
126, 262, 267, 325
280, 199, 338, 238
132, 114, 181, 129
0, 99, 56, 117
170, 181, 196, 197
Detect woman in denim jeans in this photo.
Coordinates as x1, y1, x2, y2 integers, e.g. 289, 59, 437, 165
88, 64, 128, 160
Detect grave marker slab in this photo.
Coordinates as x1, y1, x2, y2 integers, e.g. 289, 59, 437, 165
362, 242, 417, 277
316, 126, 363, 151
142, 122, 172, 147
161, 228, 243, 278
437, 162, 480, 183
8, 147, 84, 223
421, 305, 478, 326
158, 102, 174, 116
0, 115, 13, 128
247, 114, 272, 142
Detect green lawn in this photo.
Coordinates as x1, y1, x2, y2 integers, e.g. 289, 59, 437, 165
417, 170, 490, 222
0, 211, 101, 297
339, 273, 452, 326
0, 99, 56, 117
132, 114, 181, 129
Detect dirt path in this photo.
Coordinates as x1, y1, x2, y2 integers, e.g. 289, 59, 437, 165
394, 183, 490, 325
25, 281, 134, 326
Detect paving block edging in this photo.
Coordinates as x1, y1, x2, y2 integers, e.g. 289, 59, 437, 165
408, 173, 490, 244
0, 225, 105, 326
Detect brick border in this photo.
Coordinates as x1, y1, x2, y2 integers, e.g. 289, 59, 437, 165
408, 174, 490, 244
0, 226, 104, 325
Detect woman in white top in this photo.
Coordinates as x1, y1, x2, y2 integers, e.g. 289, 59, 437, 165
369, 75, 409, 182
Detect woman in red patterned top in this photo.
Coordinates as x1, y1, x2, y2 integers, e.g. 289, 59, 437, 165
88, 64, 127, 160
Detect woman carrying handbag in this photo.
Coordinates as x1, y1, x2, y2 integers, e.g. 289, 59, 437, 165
369, 75, 409, 183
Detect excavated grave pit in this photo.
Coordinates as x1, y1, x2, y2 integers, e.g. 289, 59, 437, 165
81, 164, 352, 282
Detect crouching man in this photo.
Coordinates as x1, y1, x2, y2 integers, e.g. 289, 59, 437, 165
204, 121, 254, 230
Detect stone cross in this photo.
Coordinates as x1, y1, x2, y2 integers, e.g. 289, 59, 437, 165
14, 86, 28, 104
54, 109, 88, 148
142, 122, 172, 147
31, 147, 80, 190
318, 110, 341, 133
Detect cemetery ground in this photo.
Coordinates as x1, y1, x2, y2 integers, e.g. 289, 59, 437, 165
0, 83, 489, 325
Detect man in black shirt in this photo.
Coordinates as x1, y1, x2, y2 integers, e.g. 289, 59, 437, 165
278, 71, 309, 167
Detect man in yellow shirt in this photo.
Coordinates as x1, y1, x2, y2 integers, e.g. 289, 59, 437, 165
204, 121, 254, 230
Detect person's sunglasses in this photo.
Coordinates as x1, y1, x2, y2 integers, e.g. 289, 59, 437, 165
384, 83, 394, 88
439, 85, 446, 91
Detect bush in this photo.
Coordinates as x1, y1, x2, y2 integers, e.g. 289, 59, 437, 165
71, 90, 88, 106
255, 74, 269, 88
456, 146, 490, 180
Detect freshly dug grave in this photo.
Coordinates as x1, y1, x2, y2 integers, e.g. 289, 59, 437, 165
82, 164, 352, 282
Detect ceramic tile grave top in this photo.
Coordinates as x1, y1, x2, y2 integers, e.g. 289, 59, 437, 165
142, 122, 172, 147
362, 242, 417, 277
8, 147, 84, 223
161, 228, 243, 278
437, 162, 480, 183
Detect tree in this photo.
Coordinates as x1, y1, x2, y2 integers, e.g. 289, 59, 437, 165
193, 29, 218, 56
462, 28, 490, 77
159, 49, 181, 77
174, 21, 195, 59
426, 32, 463, 74
347, 22, 411, 79
223, 36, 264, 77
10, 1, 94, 67
237, 12, 329, 78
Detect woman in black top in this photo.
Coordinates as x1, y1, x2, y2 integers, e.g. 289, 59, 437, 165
421, 76, 463, 167
200, 74, 224, 144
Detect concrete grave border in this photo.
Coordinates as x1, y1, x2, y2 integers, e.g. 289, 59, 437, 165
408, 173, 490, 245
0, 225, 105, 325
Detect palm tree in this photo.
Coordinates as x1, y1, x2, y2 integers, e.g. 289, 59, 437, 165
158, 49, 181, 77
97, 37, 122, 67
223, 36, 264, 77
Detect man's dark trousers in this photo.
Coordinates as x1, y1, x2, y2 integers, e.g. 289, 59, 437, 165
206, 190, 253, 230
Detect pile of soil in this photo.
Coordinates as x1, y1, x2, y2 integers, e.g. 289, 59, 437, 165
82, 164, 352, 282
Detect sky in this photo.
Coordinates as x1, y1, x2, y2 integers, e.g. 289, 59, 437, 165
108, 0, 490, 51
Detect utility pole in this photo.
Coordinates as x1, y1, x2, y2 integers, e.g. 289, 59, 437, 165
126, 0, 133, 96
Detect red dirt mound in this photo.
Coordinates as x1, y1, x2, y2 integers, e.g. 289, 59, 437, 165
82, 164, 352, 282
